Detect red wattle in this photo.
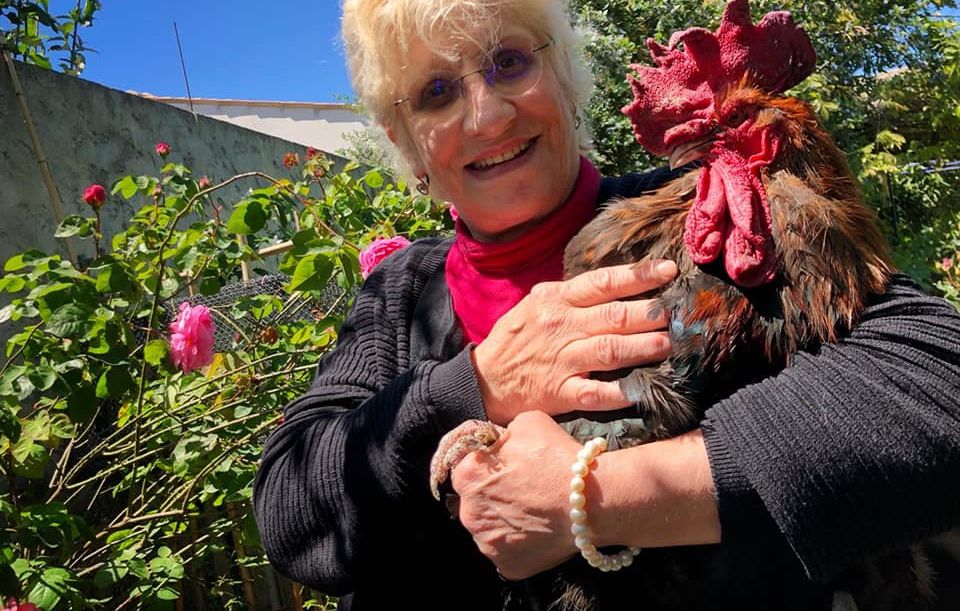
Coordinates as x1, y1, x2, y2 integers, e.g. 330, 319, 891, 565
684, 149, 777, 287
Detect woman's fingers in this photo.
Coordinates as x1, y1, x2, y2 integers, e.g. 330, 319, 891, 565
573, 298, 669, 336
557, 260, 677, 307
563, 331, 672, 374
558, 377, 635, 410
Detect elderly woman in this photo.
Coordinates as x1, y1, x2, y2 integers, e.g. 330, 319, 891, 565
253, 0, 960, 609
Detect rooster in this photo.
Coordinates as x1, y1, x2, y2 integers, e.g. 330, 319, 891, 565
429, 1, 943, 609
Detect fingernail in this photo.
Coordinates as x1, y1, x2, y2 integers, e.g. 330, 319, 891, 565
655, 260, 677, 278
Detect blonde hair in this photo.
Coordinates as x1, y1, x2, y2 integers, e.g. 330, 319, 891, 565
341, 0, 593, 167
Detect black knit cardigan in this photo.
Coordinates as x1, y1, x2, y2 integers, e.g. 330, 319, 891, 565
253, 170, 960, 610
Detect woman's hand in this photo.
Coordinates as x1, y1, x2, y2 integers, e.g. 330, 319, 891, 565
450, 411, 582, 580
472, 260, 677, 424
450, 411, 722, 580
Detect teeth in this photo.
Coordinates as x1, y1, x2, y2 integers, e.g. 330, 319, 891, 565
471, 141, 531, 169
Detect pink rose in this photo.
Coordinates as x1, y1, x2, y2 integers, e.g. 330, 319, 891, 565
155, 142, 170, 158
943, 257, 954, 271
4, 599, 39, 611
168, 303, 215, 373
83, 184, 106, 208
198, 176, 212, 190
448, 205, 460, 222
359, 236, 412, 278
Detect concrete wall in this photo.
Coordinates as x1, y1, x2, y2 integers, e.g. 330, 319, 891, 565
0, 60, 351, 268
139, 95, 371, 153
0, 60, 350, 353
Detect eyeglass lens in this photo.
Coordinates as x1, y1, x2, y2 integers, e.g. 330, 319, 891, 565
410, 46, 545, 114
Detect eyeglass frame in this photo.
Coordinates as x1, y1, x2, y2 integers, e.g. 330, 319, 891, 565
392, 40, 554, 113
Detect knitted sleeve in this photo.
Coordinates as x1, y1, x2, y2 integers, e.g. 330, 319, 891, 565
702, 275, 960, 582
252, 239, 487, 594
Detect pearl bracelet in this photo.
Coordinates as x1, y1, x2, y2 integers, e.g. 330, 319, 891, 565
569, 436, 641, 572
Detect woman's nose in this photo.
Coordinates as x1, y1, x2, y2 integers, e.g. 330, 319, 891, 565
461, 76, 515, 137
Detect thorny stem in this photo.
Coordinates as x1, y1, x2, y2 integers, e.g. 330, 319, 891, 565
50, 351, 316, 493
93, 207, 102, 258
107, 381, 302, 455
162, 417, 279, 515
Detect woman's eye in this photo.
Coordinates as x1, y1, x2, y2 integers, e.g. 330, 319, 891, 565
418, 78, 456, 110
494, 49, 529, 79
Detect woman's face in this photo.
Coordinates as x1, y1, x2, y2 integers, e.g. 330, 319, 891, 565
391, 28, 581, 242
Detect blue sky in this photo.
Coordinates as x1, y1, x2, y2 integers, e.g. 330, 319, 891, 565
77, 2, 960, 104
80, 1, 354, 103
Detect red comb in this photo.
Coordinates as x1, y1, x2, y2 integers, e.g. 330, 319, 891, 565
622, 0, 816, 156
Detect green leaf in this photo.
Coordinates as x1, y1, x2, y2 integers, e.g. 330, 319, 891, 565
95, 263, 134, 294
226, 200, 268, 235
26, 365, 57, 392
106, 529, 134, 545
52, 358, 85, 374
113, 176, 139, 199
287, 254, 335, 292
27, 566, 73, 611
0, 398, 21, 443
144, 340, 168, 366
48, 413, 74, 440
0, 366, 26, 397
0, 304, 12, 325
94, 560, 128, 588
4, 250, 46, 273
0, 274, 26, 293
54, 215, 94, 238
154, 585, 181, 601
95, 367, 134, 399
11, 442, 48, 479
47, 303, 94, 338
364, 169, 384, 189
66, 385, 97, 423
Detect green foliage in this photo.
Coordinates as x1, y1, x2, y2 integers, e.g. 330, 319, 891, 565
571, 0, 960, 306
0, 147, 448, 608
0, 0, 100, 75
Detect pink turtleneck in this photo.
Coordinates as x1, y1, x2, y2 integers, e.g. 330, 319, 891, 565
445, 156, 601, 344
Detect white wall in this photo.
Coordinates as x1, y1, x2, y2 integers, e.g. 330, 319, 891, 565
139, 96, 371, 152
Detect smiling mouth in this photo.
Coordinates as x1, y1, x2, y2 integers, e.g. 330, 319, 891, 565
469, 140, 533, 170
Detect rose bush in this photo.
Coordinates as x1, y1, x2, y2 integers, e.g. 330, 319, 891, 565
0, 145, 450, 608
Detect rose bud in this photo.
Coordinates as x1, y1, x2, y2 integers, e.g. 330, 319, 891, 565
83, 184, 107, 208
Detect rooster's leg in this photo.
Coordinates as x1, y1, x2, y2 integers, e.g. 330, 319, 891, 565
429, 420, 506, 501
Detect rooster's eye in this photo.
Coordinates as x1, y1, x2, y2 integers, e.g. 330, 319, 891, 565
726, 106, 752, 127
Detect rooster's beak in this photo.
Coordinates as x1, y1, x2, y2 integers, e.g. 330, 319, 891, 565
668, 132, 717, 170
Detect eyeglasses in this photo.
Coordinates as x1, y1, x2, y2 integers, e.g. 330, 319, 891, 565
393, 41, 552, 116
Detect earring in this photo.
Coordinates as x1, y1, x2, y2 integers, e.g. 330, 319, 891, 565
416, 174, 430, 195
575, 114, 582, 130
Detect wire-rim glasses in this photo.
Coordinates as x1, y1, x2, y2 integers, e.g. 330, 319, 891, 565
393, 40, 553, 116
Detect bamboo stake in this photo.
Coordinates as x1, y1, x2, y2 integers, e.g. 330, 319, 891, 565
290, 579, 305, 611
227, 503, 257, 610
187, 517, 208, 611
2, 50, 79, 266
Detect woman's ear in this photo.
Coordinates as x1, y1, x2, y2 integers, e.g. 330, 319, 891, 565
383, 121, 426, 178
384, 125, 399, 145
